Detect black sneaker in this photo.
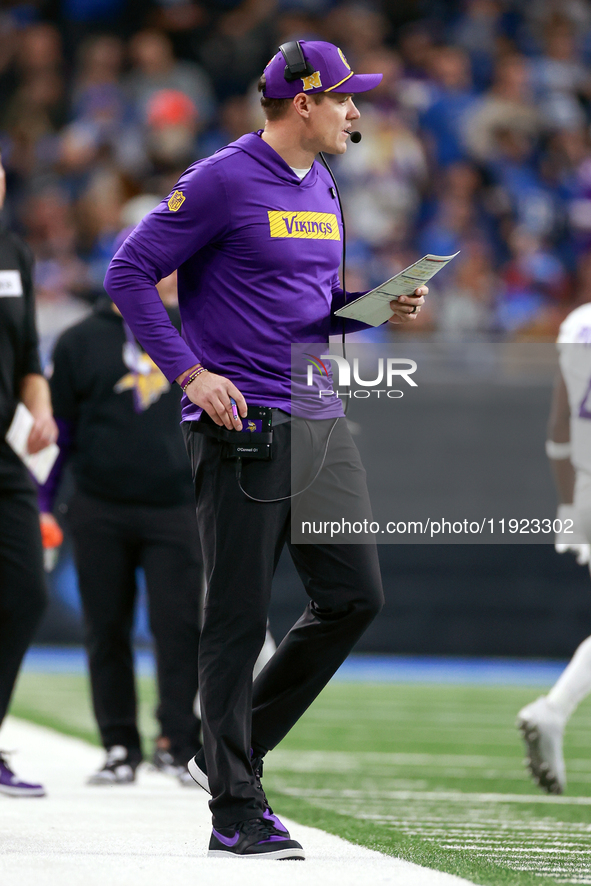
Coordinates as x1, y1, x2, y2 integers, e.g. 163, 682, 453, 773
152, 747, 180, 776
187, 749, 289, 833
152, 745, 203, 787
87, 746, 142, 785
208, 818, 305, 859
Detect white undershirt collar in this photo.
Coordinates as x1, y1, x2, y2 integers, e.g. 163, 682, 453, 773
290, 166, 312, 180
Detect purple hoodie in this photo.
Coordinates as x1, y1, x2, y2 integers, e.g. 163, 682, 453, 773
104, 131, 367, 421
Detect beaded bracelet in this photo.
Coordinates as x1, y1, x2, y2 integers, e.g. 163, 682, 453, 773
180, 365, 208, 392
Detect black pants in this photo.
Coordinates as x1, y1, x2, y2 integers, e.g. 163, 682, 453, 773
184, 418, 384, 827
0, 486, 47, 727
69, 490, 202, 757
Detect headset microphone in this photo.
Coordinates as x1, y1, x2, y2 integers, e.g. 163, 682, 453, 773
350, 131, 362, 143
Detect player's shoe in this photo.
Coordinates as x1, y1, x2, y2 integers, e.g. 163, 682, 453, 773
188, 749, 290, 833
517, 696, 566, 794
87, 745, 142, 785
150, 746, 198, 786
151, 746, 180, 776
208, 817, 305, 860
0, 752, 45, 797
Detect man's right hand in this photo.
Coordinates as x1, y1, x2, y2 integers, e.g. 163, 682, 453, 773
182, 370, 247, 430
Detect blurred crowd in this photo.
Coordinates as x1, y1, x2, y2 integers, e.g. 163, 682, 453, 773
3, 0, 591, 349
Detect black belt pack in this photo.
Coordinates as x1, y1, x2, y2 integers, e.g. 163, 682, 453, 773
189, 405, 273, 460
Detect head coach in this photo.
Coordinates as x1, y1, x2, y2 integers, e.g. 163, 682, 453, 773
105, 40, 427, 859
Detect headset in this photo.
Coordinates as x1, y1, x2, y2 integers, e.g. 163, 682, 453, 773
279, 41, 316, 81
237, 41, 361, 503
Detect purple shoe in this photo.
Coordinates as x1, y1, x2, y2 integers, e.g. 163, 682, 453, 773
208, 818, 305, 859
187, 749, 290, 834
0, 752, 45, 797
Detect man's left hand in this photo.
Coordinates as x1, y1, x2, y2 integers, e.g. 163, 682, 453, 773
388, 286, 428, 323
27, 411, 58, 454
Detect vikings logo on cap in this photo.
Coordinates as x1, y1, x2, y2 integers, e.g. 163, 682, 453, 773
338, 48, 351, 71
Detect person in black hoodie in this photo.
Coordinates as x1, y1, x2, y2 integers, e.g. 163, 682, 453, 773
40, 266, 203, 785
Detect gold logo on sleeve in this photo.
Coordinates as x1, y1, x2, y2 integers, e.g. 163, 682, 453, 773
168, 190, 186, 212
302, 71, 322, 91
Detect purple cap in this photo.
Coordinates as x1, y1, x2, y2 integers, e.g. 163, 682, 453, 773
262, 41, 382, 99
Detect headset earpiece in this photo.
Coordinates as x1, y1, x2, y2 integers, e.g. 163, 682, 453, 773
279, 41, 315, 82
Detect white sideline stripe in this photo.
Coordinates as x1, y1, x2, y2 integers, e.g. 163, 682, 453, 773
383, 821, 591, 831
271, 749, 591, 772
442, 847, 591, 855
0, 717, 477, 886
281, 786, 591, 806
272, 750, 508, 767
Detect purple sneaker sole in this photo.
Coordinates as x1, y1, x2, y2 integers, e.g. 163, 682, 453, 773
0, 782, 45, 797
208, 847, 305, 860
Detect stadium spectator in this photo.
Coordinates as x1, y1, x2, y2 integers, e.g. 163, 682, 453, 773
70, 34, 128, 136
497, 226, 569, 335
451, 0, 503, 91
420, 45, 476, 168
559, 132, 591, 258
438, 238, 497, 338
572, 250, 591, 306
125, 29, 214, 127
196, 0, 276, 100
324, 4, 389, 60
20, 186, 92, 364
463, 54, 540, 166
198, 93, 260, 156
529, 15, 591, 131
144, 88, 201, 190
418, 184, 479, 262
487, 125, 559, 240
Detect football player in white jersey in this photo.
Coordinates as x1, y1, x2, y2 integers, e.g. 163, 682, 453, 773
517, 302, 591, 794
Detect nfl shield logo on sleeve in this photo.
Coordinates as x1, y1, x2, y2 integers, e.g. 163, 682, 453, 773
168, 190, 186, 212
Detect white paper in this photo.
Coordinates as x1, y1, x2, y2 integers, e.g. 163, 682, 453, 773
334, 252, 460, 327
6, 402, 59, 484
0, 270, 23, 297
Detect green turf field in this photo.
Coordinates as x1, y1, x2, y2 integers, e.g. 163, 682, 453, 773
11, 671, 591, 886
